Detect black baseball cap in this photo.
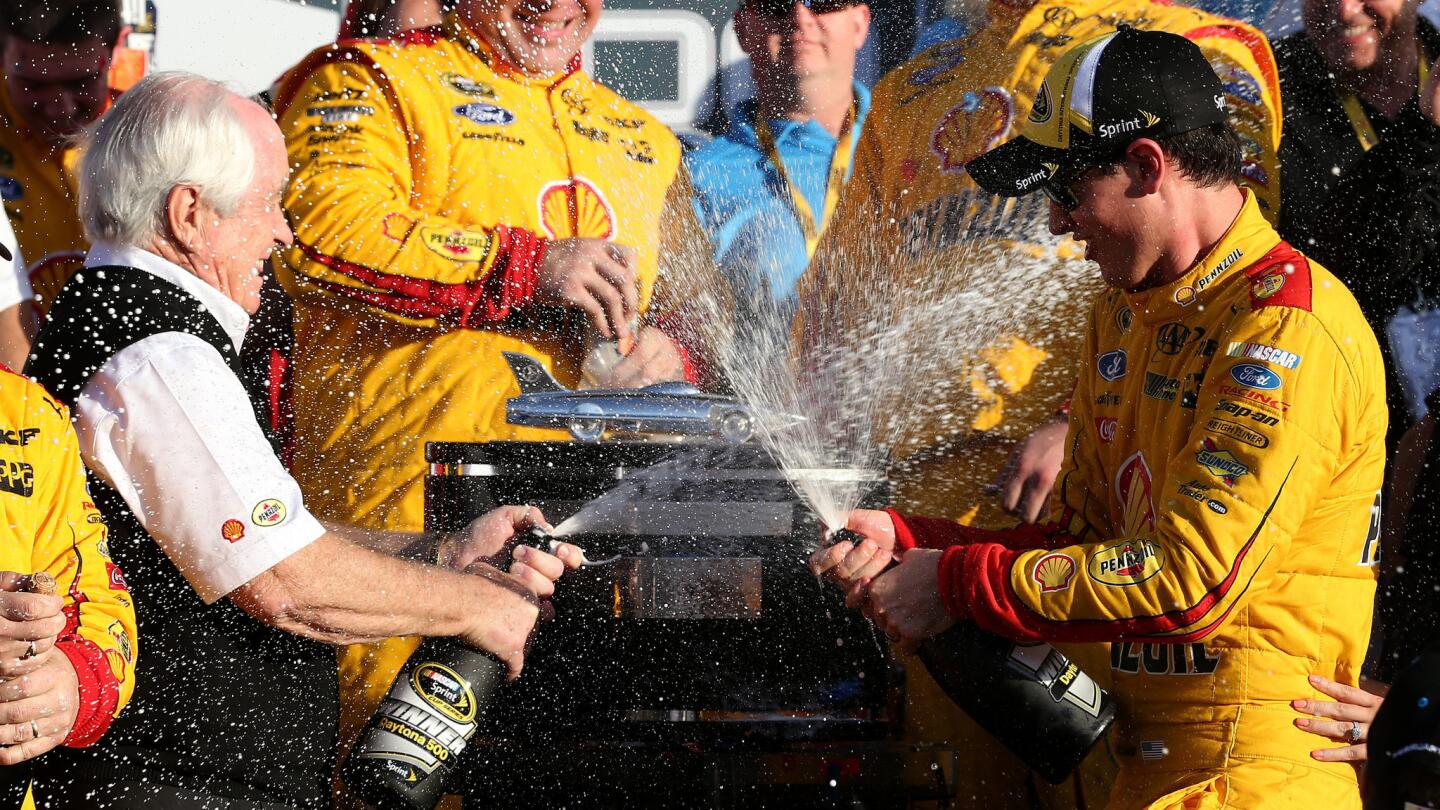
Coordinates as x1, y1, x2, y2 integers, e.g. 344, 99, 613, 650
967, 26, 1228, 197
1367, 651, 1440, 809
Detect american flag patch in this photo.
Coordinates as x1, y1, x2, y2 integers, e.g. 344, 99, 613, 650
1140, 741, 1169, 761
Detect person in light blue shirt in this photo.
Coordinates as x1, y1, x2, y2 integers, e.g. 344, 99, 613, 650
687, 0, 872, 322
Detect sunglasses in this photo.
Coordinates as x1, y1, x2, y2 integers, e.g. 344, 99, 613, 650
749, 0, 862, 17
1040, 180, 1081, 211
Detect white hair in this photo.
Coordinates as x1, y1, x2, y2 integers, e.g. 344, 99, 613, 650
78, 72, 255, 247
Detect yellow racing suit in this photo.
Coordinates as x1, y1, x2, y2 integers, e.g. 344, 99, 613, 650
0, 367, 138, 751
271, 15, 706, 805
804, 0, 1282, 527
0, 79, 91, 314
893, 192, 1383, 810
0, 46, 147, 314
794, 3, 1282, 805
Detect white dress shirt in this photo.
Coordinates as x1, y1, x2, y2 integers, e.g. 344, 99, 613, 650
73, 243, 323, 604
0, 205, 31, 313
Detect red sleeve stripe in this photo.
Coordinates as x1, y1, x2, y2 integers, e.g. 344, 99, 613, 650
1131, 547, 1274, 643
962, 459, 1295, 642
56, 637, 121, 748
294, 228, 543, 323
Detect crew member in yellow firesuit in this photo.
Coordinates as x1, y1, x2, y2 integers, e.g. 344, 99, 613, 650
792, 1, 1283, 805
271, 0, 717, 804
816, 26, 1384, 809
0, 0, 139, 316
0, 355, 138, 806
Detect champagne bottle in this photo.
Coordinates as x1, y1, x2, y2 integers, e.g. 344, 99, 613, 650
831, 530, 1115, 783
342, 639, 504, 810
344, 529, 555, 809
916, 623, 1115, 783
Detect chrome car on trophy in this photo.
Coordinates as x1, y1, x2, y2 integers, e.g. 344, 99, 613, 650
503, 352, 797, 443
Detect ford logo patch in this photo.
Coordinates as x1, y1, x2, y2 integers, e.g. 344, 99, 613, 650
1229, 363, 1281, 390
453, 103, 515, 126
1097, 350, 1127, 381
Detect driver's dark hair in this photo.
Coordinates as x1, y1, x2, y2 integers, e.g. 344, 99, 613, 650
1093, 122, 1244, 189
1153, 123, 1245, 188
1, 0, 122, 46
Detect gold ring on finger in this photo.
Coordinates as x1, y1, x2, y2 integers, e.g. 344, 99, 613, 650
29, 720, 38, 740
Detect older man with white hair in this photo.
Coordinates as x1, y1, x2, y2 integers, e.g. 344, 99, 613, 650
23, 71, 580, 809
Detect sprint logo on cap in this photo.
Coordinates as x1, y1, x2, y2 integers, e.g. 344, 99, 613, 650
1016, 162, 1059, 190
966, 27, 1230, 199
1098, 110, 1160, 139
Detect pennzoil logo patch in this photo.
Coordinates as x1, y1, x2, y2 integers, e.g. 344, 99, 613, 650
420, 225, 492, 262
1088, 540, 1166, 587
251, 499, 286, 527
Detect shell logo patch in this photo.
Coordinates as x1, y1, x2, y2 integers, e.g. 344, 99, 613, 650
931, 87, 1015, 174
1032, 552, 1077, 593
381, 212, 414, 243
106, 648, 127, 682
538, 177, 616, 240
251, 499, 287, 527
221, 519, 245, 543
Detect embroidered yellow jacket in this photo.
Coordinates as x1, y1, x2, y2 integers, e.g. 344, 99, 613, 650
798, 0, 1283, 526
897, 193, 1384, 800
0, 367, 137, 748
272, 15, 704, 531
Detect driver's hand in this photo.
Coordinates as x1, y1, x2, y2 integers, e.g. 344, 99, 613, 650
808, 509, 898, 591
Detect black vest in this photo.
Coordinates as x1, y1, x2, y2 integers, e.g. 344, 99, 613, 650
25, 266, 336, 808
1276, 21, 1440, 250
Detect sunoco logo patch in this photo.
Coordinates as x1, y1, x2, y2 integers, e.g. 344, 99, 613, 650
1088, 540, 1165, 587
1197, 437, 1250, 485
412, 662, 477, 724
